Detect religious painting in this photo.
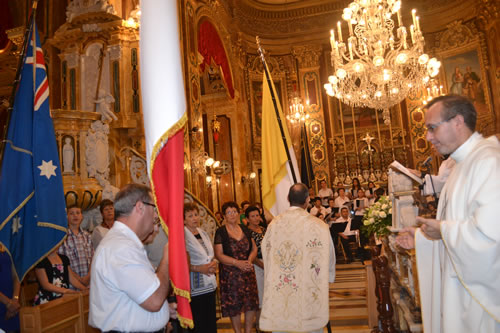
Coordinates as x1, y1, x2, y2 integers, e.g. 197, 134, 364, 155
250, 79, 284, 143
336, 104, 391, 131
440, 47, 493, 121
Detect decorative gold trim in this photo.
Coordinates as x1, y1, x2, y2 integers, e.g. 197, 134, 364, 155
149, 112, 188, 231
148, 112, 192, 306
3, 140, 33, 156
37, 222, 68, 233
0, 191, 34, 230
1, 234, 67, 283
178, 315, 194, 329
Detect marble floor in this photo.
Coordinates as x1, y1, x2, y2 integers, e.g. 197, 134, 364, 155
216, 262, 372, 333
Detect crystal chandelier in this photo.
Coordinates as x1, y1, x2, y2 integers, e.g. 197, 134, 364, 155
286, 96, 310, 124
323, 0, 441, 124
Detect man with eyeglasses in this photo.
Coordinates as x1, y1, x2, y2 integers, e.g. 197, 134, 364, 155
89, 184, 169, 333
396, 95, 500, 333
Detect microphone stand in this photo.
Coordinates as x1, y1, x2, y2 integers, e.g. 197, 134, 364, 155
423, 162, 438, 203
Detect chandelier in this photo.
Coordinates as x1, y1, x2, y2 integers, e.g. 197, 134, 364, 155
286, 96, 310, 124
323, 0, 441, 124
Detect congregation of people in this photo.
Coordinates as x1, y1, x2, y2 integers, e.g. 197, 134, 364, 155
2, 95, 499, 333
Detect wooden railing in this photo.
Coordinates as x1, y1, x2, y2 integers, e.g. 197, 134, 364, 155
20, 292, 99, 333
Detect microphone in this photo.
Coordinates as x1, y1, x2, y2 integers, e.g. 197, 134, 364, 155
423, 156, 432, 166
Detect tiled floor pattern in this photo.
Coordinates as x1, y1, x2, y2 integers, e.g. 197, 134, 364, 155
216, 262, 372, 333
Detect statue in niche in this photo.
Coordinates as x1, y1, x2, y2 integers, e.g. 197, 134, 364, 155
95, 89, 117, 123
62, 137, 75, 173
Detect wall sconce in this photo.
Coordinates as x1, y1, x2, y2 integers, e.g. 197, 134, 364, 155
241, 172, 257, 184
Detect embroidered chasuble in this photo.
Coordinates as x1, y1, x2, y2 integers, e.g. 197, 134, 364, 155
260, 207, 335, 332
415, 133, 500, 333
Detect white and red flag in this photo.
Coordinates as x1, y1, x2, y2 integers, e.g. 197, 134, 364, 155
140, 0, 192, 328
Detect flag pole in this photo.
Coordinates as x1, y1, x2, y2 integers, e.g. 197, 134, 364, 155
0, 0, 38, 168
256, 36, 298, 184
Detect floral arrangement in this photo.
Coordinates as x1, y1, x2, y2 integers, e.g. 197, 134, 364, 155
361, 195, 393, 238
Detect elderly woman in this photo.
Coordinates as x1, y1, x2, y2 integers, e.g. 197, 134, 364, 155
184, 202, 218, 333
215, 201, 259, 333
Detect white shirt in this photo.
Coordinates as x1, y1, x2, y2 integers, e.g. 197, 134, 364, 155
310, 206, 327, 218
89, 222, 168, 331
318, 188, 334, 206
334, 196, 350, 208
353, 197, 369, 216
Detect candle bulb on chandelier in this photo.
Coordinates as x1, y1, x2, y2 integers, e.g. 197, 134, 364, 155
397, 9, 402, 26
411, 9, 417, 27
330, 29, 335, 49
416, 16, 420, 32
410, 25, 415, 44
348, 41, 353, 60
348, 20, 353, 36
337, 21, 343, 42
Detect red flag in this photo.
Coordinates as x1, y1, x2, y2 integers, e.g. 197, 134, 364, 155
140, 0, 193, 328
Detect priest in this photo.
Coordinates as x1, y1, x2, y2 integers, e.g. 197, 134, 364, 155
396, 95, 500, 332
260, 183, 335, 333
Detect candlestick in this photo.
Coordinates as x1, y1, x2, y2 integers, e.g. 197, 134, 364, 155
410, 25, 415, 44
412, 9, 417, 27
337, 21, 343, 42
416, 16, 420, 31
397, 9, 402, 26
348, 20, 353, 36
330, 29, 335, 50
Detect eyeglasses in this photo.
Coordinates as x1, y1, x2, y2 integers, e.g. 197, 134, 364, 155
425, 115, 456, 133
142, 201, 160, 224
225, 210, 238, 215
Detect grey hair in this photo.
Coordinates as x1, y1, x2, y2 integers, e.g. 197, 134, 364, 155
114, 184, 152, 219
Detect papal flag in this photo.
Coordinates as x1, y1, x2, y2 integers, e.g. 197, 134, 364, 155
0, 20, 67, 281
261, 62, 301, 216
140, 0, 193, 328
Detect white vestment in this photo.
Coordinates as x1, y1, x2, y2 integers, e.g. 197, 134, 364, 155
260, 206, 335, 333
422, 157, 456, 197
415, 132, 500, 333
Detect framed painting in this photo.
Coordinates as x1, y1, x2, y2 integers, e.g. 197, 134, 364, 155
438, 43, 494, 128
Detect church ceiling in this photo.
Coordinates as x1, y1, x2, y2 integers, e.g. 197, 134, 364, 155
224, 0, 478, 40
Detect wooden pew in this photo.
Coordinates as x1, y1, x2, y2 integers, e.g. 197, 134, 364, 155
20, 292, 99, 333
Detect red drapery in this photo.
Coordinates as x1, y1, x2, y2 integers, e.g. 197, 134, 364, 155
197, 20, 235, 99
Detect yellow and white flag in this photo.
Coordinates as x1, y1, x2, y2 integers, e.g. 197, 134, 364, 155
261, 63, 300, 216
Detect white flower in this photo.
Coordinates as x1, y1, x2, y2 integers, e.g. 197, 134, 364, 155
389, 208, 392, 214
379, 211, 387, 218
369, 218, 375, 224
382, 204, 387, 210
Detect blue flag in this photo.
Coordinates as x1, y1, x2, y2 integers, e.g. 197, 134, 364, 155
0, 21, 67, 281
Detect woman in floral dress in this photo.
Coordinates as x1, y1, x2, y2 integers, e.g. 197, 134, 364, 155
215, 201, 259, 333
33, 248, 87, 305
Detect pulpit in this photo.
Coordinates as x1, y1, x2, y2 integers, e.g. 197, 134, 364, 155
373, 168, 423, 332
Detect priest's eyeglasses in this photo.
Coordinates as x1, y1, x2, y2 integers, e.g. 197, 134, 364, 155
425, 115, 456, 133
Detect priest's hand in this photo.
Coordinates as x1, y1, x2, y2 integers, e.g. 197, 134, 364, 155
395, 227, 416, 250
416, 216, 442, 240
